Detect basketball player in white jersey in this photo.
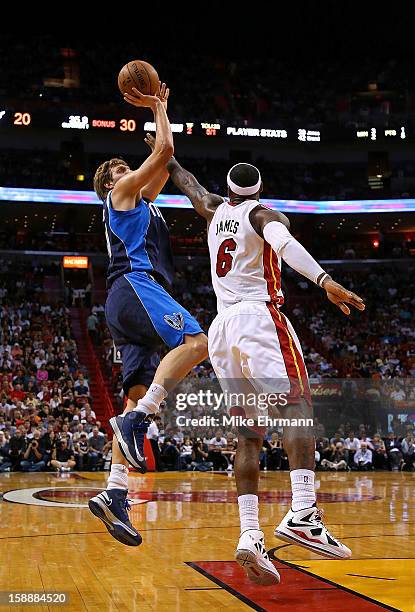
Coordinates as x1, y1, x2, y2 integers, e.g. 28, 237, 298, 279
165, 157, 365, 586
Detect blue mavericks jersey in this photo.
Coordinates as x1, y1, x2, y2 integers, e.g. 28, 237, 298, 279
103, 190, 175, 288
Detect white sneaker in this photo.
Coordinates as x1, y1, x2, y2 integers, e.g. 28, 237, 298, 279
235, 529, 280, 586
275, 506, 351, 559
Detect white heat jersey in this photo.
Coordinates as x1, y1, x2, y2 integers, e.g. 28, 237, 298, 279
207, 199, 284, 312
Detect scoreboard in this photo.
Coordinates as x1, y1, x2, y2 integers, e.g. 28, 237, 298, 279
0, 105, 410, 144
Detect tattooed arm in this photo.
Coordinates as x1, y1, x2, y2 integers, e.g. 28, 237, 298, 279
166, 158, 223, 221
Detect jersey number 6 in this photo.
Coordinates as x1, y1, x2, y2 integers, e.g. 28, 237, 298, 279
216, 238, 237, 277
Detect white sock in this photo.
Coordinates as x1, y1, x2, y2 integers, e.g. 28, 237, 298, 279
290, 469, 316, 511
107, 464, 129, 490
134, 384, 167, 415
238, 494, 259, 534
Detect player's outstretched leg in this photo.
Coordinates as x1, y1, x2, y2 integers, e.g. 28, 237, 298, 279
110, 333, 208, 471
234, 433, 280, 586
88, 461, 142, 546
274, 402, 351, 559
89, 386, 147, 545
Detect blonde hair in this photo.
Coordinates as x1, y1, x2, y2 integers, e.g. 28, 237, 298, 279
93, 158, 128, 201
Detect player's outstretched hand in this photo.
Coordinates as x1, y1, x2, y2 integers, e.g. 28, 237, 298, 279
156, 82, 170, 110
123, 87, 161, 110
144, 133, 156, 152
323, 278, 365, 316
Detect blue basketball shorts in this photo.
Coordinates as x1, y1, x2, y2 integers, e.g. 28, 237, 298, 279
105, 271, 204, 393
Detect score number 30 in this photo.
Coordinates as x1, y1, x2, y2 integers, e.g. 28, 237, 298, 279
120, 119, 136, 132
14, 112, 31, 126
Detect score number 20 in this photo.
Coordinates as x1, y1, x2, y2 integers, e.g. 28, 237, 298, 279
14, 112, 31, 126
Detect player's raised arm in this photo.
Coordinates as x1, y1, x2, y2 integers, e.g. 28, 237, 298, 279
111, 84, 174, 210
139, 84, 171, 202
166, 158, 223, 221
251, 207, 365, 316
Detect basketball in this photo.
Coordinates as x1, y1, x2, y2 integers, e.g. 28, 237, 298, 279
117, 60, 159, 97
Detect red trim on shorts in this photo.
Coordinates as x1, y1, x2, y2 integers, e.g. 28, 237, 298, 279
263, 242, 284, 304
266, 302, 310, 403
280, 311, 311, 403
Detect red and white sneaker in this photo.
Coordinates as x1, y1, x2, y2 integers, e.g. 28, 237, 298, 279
274, 506, 351, 559
235, 529, 280, 586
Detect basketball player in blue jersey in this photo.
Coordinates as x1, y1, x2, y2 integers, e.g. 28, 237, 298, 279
88, 84, 208, 545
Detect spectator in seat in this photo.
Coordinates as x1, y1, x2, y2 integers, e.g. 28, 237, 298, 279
191, 438, 213, 471
51, 438, 76, 472
23, 392, 35, 411
359, 432, 374, 450
9, 428, 26, 470
94, 420, 106, 436
59, 423, 73, 450
88, 426, 106, 470
179, 436, 193, 470
223, 432, 237, 471
36, 364, 49, 384
401, 434, 415, 471
74, 432, 89, 470
162, 438, 180, 470
318, 437, 331, 461
21, 433, 45, 472
74, 375, 90, 400
11, 383, 26, 403
37, 384, 50, 403
354, 443, 373, 471
321, 442, 349, 471
49, 394, 60, 412
371, 434, 388, 469
0, 431, 12, 471
81, 403, 96, 421
208, 430, 228, 471
39, 426, 56, 467
344, 431, 360, 465
265, 432, 283, 471
329, 431, 345, 446
384, 432, 403, 471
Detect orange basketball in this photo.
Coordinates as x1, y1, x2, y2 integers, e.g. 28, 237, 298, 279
118, 60, 159, 97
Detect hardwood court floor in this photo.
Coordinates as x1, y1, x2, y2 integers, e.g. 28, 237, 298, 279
0, 470, 414, 611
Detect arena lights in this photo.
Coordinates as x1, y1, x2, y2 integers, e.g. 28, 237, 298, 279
356, 126, 407, 140
1, 187, 415, 213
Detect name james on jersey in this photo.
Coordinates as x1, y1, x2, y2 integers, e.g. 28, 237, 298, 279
215, 219, 240, 235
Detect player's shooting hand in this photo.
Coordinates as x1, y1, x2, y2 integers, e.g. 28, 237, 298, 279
156, 82, 170, 109
123, 87, 161, 110
144, 132, 156, 152
323, 278, 365, 316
